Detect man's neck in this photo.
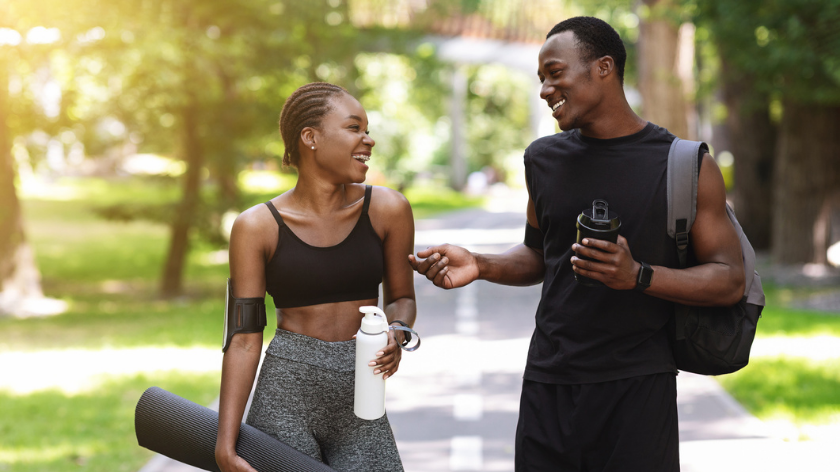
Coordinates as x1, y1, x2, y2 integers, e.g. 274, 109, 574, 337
578, 99, 648, 140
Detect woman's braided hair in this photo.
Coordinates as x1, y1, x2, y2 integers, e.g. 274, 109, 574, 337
279, 82, 348, 167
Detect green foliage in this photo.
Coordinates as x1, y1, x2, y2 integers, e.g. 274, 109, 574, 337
718, 357, 840, 427
694, 0, 840, 104
464, 64, 532, 175
0, 372, 219, 472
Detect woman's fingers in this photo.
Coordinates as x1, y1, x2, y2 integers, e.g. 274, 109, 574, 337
372, 334, 401, 379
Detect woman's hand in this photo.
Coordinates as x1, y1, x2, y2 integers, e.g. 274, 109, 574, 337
216, 450, 258, 472
372, 329, 403, 380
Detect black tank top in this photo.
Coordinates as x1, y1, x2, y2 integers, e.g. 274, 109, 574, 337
524, 122, 680, 384
264, 185, 384, 309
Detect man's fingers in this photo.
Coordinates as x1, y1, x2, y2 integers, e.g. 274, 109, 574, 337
573, 244, 611, 262
615, 235, 629, 248
572, 262, 602, 282
423, 256, 449, 281
571, 255, 606, 272
433, 266, 451, 288
411, 252, 441, 275
579, 238, 619, 253
416, 245, 445, 259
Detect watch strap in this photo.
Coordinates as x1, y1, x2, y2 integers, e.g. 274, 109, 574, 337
635, 262, 653, 292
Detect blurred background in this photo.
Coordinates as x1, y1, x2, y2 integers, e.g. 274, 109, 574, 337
1, 0, 838, 471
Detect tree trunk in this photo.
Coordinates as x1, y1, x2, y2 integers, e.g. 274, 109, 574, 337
771, 102, 840, 264
637, 0, 691, 139
720, 59, 775, 250
160, 99, 205, 298
0, 66, 44, 315
216, 69, 238, 211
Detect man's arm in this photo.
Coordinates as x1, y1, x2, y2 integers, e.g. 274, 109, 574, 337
408, 195, 545, 288
571, 153, 745, 306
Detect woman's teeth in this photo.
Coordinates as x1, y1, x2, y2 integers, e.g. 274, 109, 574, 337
353, 155, 370, 162
552, 99, 566, 112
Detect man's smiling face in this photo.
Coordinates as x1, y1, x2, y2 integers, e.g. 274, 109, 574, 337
537, 31, 603, 132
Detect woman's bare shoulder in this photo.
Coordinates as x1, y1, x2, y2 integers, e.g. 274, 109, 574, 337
230, 202, 278, 242
369, 185, 412, 216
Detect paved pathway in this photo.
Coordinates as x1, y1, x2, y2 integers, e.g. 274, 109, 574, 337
137, 192, 835, 472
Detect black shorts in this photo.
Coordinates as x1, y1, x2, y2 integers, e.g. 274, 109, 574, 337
515, 372, 679, 472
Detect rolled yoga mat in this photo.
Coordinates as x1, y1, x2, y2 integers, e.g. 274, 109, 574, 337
135, 386, 336, 472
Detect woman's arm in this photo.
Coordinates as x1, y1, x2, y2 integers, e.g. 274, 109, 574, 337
215, 208, 272, 472
370, 187, 416, 380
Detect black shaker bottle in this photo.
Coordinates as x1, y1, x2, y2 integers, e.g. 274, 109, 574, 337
575, 199, 621, 286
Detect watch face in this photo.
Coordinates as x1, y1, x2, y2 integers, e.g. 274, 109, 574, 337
639, 264, 653, 286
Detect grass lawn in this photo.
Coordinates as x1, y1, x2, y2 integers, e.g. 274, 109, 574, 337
0, 174, 484, 472
715, 284, 840, 439
0, 372, 219, 472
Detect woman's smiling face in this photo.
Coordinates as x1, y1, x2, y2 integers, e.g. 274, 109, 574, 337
307, 92, 375, 183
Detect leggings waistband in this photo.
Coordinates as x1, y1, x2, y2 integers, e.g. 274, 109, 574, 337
264, 329, 355, 372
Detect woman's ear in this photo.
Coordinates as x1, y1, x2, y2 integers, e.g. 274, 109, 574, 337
301, 127, 316, 150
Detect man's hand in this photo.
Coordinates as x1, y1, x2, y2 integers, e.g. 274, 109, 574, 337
408, 244, 479, 289
571, 235, 640, 290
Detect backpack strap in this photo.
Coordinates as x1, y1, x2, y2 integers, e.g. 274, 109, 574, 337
667, 138, 708, 341
667, 138, 706, 267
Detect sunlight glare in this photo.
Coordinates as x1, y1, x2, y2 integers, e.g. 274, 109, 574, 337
26, 26, 61, 44
0, 28, 22, 46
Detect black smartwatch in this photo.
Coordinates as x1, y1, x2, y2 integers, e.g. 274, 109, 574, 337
635, 262, 653, 292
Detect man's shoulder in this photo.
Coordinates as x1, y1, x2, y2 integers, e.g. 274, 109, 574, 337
525, 129, 579, 160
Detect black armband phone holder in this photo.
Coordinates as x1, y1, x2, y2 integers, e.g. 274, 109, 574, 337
524, 222, 544, 251
222, 278, 267, 352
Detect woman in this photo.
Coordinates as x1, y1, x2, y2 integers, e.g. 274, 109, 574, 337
215, 82, 415, 472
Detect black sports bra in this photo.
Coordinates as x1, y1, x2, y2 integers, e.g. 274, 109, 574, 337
264, 185, 384, 309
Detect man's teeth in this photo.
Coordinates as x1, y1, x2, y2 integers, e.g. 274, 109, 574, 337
353, 155, 370, 162
552, 99, 566, 112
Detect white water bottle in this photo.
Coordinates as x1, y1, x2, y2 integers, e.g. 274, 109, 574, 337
354, 306, 389, 420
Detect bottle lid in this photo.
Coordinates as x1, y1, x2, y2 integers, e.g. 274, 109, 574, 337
578, 199, 621, 231
359, 306, 387, 334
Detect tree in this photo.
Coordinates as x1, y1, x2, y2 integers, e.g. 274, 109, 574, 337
0, 56, 43, 316
695, 0, 840, 264
0, 3, 66, 316
718, 60, 775, 250
636, 0, 693, 139
72, 0, 424, 297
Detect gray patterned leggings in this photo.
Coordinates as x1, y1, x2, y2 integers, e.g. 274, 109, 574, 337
246, 329, 404, 472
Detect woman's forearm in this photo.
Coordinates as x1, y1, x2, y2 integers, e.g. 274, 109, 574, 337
384, 297, 416, 327
215, 333, 263, 458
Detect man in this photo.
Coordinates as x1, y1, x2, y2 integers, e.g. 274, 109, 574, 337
408, 16, 745, 472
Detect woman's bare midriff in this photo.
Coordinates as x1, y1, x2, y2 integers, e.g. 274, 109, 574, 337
276, 298, 379, 342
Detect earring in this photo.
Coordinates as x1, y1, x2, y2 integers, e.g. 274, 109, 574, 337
311, 146, 315, 150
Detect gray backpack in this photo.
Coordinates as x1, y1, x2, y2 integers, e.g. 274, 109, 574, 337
666, 138, 766, 375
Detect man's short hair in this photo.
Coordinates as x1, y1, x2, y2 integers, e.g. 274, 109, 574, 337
546, 17, 626, 84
